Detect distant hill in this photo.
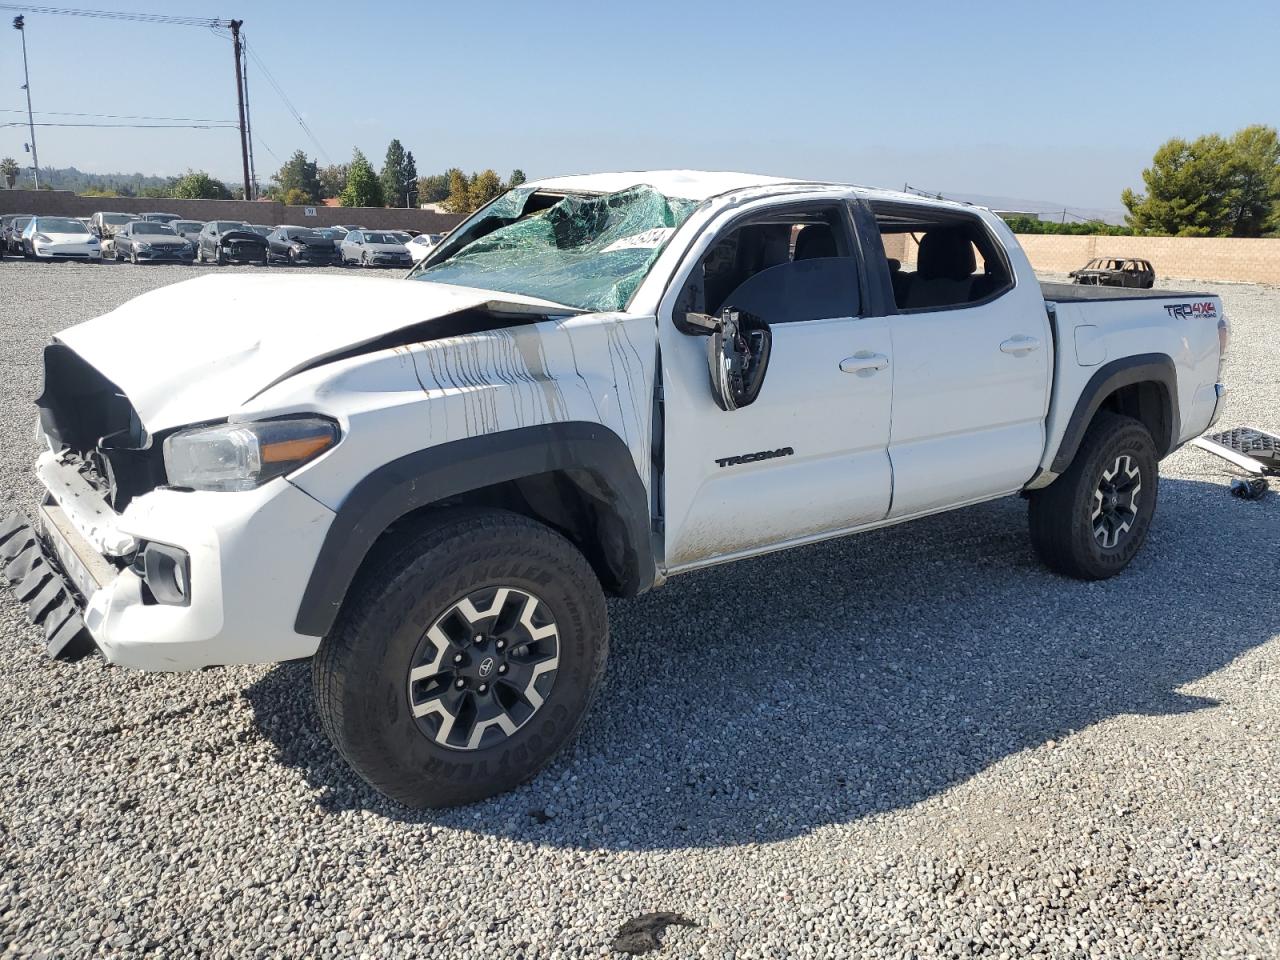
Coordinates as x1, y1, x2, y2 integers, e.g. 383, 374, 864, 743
944, 191, 1128, 226
27, 166, 200, 197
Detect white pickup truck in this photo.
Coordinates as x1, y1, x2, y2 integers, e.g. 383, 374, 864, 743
3, 171, 1229, 807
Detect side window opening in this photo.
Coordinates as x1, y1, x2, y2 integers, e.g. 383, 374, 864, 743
869, 205, 1013, 311
678, 206, 861, 325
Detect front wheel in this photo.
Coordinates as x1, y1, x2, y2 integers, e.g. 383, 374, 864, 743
312, 510, 609, 808
1028, 411, 1158, 580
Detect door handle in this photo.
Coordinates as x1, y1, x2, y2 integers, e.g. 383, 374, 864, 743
1000, 335, 1040, 356
840, 352, 890, 375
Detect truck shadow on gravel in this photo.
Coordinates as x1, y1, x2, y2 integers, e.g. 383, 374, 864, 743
244, 476, 1279, 850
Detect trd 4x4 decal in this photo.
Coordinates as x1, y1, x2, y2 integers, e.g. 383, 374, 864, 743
1163, 301, 1217, 320
715, 447, 794, 468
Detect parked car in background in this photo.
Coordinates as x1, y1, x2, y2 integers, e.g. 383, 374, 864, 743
406, 232, 443, 262
336, 223, 365, 234
4, 216, 33, 254
267, 226, 338, 265
1069, 257, 1155, 289
387, 230, 413, 244
138, 212, 181, 224
89, 211, 135, 239
245, 224, 273, 238
313, 228, 344, 243
20, 216, 102, 261
1, 214, 31, 255
173, 220, 206, 246
113, 221, 195, 263
195, 221, 269, 265
338, 229, 413, 268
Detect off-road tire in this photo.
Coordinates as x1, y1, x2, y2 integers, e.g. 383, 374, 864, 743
1028, 410, 1158, 580
312, 510, 609, 808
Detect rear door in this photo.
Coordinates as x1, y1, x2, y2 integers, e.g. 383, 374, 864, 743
866, 202, 1052, 517
658, 198, 895, 570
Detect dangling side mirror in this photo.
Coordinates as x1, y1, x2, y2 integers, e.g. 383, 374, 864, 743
683, 307, 772, 411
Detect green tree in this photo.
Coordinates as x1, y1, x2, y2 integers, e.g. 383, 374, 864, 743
318, 163, 349, 199
442, 168, 472, 214
0, 157, 18, 189
417, 171, 451, 203
379, 139, 406, 208
379, 140, 421, 208
282, 187, 311, 206
1123, 125, 1280, 237
339, 149, 384, 208
468, 169, 503, 210
507, 168, 526, 189
172, 170, 231, 200
403, 151, 418, 207
271, 150, 323, 203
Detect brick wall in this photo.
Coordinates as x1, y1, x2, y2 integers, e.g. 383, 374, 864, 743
0, 189, 463, 234
1012, 234, 1280, 284
879, 229, 1280, 284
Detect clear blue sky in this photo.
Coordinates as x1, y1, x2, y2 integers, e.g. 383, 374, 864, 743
2, 0, 1276, 212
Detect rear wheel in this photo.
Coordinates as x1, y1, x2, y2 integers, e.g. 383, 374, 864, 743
1028, 411, 1158, 580
312, 510, 609, 808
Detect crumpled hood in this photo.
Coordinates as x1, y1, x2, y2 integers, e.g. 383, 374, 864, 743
55, 273, 571, 432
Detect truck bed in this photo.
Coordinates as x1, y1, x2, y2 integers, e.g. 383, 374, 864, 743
1040, 282, 1209, 303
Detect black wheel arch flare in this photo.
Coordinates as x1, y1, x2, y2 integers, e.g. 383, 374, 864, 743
293, 421, 655, 638
1049, 353, 1180, 475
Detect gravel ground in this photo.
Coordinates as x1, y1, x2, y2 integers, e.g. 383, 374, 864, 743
1, 260, 1277, 959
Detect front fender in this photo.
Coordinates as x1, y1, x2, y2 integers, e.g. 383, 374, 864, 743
292, 422, 653, 637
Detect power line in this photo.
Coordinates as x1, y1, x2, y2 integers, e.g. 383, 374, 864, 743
0, 108, 237, 124
243, 43, 330, 163
0, 4, 226, 27
2, 121, 238, 129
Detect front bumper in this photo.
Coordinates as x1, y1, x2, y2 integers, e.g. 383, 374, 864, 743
135, 247, 194, 262
1, 453, 334, 670
224, 244, 267, 262
34, 243, 102, 259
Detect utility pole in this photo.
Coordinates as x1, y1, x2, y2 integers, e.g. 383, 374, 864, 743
13, 15, 39, 190
241, 33, 257, 199
229, 19, 251, 200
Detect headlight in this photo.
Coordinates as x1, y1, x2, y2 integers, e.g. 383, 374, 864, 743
135, 241, 152, 250
163, 416, 339, 492
34, 233, 52, 243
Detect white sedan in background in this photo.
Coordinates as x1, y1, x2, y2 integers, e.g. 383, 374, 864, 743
406, 232, 444, 262
21, 216, 103, 261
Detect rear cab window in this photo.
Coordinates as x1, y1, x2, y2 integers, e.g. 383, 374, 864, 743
866, 202, 1014, 312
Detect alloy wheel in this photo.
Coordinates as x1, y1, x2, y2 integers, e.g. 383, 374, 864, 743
407, 586, 560, 751
1092, 454, 1141, 548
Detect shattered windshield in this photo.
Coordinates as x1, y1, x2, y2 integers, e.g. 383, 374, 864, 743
411, 185, 699, 312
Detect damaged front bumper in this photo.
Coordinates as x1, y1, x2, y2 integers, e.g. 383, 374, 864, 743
1, 451, 334, 671
0, 509, 98, 659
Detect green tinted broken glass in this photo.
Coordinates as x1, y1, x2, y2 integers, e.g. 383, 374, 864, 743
414, 185, 698, 312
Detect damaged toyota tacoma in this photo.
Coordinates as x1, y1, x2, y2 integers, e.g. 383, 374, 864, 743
2, 171, 1229, 807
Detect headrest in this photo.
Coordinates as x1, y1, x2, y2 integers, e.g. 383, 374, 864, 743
916, 228, 976, 281
793, 225, 837, 261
